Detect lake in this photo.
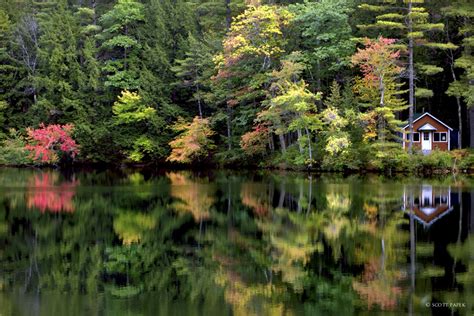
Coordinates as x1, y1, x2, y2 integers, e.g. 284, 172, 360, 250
0, 168, 472, 315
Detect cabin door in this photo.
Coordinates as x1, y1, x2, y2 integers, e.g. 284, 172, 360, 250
422, 132, 432, 151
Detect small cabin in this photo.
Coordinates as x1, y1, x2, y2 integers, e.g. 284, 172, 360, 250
402, 113, 453, 152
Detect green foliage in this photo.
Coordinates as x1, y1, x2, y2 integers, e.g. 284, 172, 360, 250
113, 90, 156, 124
99, 0, 145, 91
367, 145, 413, 172
290, 0, 355, 83
414, 87, 434, 98
443, 0, 474, 107
0, 0, 471, 168
0, 129, 32, 165
418, 150, 453, 170
112, 91, 165, 162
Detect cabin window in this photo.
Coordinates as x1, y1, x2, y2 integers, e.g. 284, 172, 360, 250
406, 132, 420, 142
433, 132, 447, 142
423, 133, 429, 141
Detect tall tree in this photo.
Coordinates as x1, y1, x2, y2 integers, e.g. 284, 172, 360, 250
351, 37, 407, 150
357, 0, 453, 153
172, 34, 214, 118
443, 1, 474, 148
12, 14, 40, 106
98, 0, 145, 91
213, 3, 293, 151
289, 0, 355, 92
34, 1, 83, 123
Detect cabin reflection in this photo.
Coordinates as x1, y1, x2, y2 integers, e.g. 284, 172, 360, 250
403, 185, 459, 227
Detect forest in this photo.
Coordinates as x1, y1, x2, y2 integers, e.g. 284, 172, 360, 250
0, 0, 473, 172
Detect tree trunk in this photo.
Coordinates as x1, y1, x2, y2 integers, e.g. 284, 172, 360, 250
297, 128, 303, 153
278, 133, 286, 154
225, 0, 231, 29
457, 97, 463, 149
225, 0, 232, 151
470, 107, 474, 148
269, 134, 275, 153
446, 26, 463, 149
408, 1, 415, 154
305, 127, 313, 165
195, 75, 203, 118
226, 105, 232, 151
379, 77, 385, 144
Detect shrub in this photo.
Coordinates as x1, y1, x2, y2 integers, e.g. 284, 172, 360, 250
367, 144, 412, 172
419, 150, 453, 170
0, 129, 32, 165
25, 123, 79, 164
451, 149, 474, 171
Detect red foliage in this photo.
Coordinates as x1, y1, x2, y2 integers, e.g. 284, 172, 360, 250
351, 37, 402, 87
25, 123, 79, 163
240, 125, 269, 156
26, 173, 79, 213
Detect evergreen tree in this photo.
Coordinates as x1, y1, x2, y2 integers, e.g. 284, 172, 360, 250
98, 0, 145, 91
171, 34, 214, 118
357, 0, 454, 153
443, 1, 474, 147
34, 1, 83, 123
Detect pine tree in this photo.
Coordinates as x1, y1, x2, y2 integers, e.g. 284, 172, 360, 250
443, 1, 474, 148
98, 0, 145, 91
34, 1, 83, 123
0, 9, 15, 127
171, 34, 214, 118
357, 0, 455, 153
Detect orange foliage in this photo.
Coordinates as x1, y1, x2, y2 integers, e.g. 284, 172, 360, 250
351, 37, 402, 88
240, 126, 269, 157
353, 258, 403, 311
240, 182, 271, 217
167, 117, 215, 164
168, 172, 215, 222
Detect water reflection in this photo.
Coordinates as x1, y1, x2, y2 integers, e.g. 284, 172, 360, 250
0, 169, 472, 315
403, 184, 457, 227
26, 172, 78, 213
168, 172, 215, 222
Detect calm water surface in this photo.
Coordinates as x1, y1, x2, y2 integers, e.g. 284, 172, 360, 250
0, 168, 472, 315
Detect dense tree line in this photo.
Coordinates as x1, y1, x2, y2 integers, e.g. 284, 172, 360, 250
0, 0, 472, 169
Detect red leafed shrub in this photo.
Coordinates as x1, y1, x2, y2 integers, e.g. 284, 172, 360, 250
25, 123, 79, 163
240, 125, 269, 156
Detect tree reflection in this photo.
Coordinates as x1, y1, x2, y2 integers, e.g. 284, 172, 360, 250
26, 172, 78, 213
113, 212, 156, 245
168, 172, 215, 222
240, 182, 271, 217
0, 169, 471, 315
